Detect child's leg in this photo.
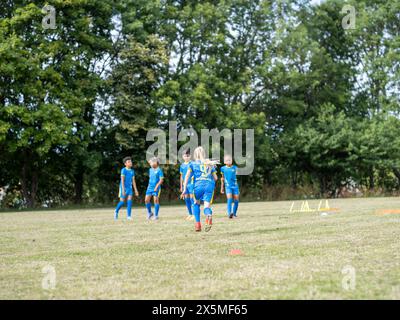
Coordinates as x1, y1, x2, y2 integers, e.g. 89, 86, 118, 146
145, 195, 152, 216
233, 194, 239, 216
203, 201, 213, 232
226, 194, 233, 216
193, 200, 201, 223
115, 198, 125, 216
154, 196, 160, 217
190, 195, 195, 218
184, 194, 193, 215
202, 186, 214, 219
127, 196, 133, 218
204, 201, 213, 216
190, 195, 195, 206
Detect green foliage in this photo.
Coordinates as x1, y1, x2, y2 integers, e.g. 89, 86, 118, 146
1, 0, 399, 207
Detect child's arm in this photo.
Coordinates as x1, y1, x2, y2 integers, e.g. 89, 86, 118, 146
132, 177, 139, 196
154, 177, 164, 191
180, 170, 191, 198
121, 175, 126, 196
180, 174, 183, 192
220, 175, 225, 194
213, 172, 219, 190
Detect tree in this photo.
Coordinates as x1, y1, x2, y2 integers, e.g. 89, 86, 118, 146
0, 1, 115, 207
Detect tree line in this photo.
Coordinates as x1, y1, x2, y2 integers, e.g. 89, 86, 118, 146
0, 0, 399, 208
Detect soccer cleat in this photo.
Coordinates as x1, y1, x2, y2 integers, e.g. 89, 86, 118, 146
229, 213, 234, 219
127, 216, 132, 221
195, 222, 202, 232
147, 212, 154, 220
151, 216, 159, 221
114, 211, 118, 220
205, 215, 212, 232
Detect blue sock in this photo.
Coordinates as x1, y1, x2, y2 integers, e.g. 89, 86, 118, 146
115, 201, 125, 215
155, 203, 160, 217
227, 198, 233, 215
193, 203, 201, 222
127, 200, 132, 217
146, 202, 152, 215
185, 198, 193, 215
204, 207, 212, 216
233, 200, 239, 215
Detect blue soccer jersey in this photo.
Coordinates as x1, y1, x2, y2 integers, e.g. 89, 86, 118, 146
188, 160, 217, 203
180, 161, 194, 194
221, 165, 238, 187
221, 165, 239, 195
188, 160, 216, 184
119, 167, 135, 198
146, 167, 164, 196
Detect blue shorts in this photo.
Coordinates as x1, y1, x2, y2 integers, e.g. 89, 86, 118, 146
184, 183, 194, 195
193, 182, 215, 203
119, 186, 133, 199
225, 185, 240, 196
146, 186, 161, 197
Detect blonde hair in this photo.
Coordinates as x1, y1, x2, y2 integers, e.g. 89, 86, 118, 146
193, 146, 220, 166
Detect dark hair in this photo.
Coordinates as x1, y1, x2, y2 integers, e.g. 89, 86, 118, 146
183, 149, 191, 156
123, 157, 132, 164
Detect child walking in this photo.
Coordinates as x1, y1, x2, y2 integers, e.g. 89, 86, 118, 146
180, 149, 194, 221
220, 154, 240, 218
181, 146, 218, 232
114, 157, 139, 220
145, 157, 164, 220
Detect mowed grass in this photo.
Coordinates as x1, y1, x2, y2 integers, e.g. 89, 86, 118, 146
0, 198, 399, 300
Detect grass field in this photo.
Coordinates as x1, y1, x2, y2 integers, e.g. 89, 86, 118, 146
1, 197, 399, 300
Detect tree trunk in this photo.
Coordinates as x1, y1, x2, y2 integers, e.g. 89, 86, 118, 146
21, 161, 38, 208
393, 168, 400, 189
319, 175, 326, 196
74, 167, 84, 205
291, 171, 298, 189
31, 171, 38, 207
369, 170, 375, 190
21, 163, 29, 206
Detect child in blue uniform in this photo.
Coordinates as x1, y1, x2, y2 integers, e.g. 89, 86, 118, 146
180, 149, 194, 221
181, 146, 218, 232
114, 157, 139, 220
145, 157, 164, 220
220, 154, 240, 218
